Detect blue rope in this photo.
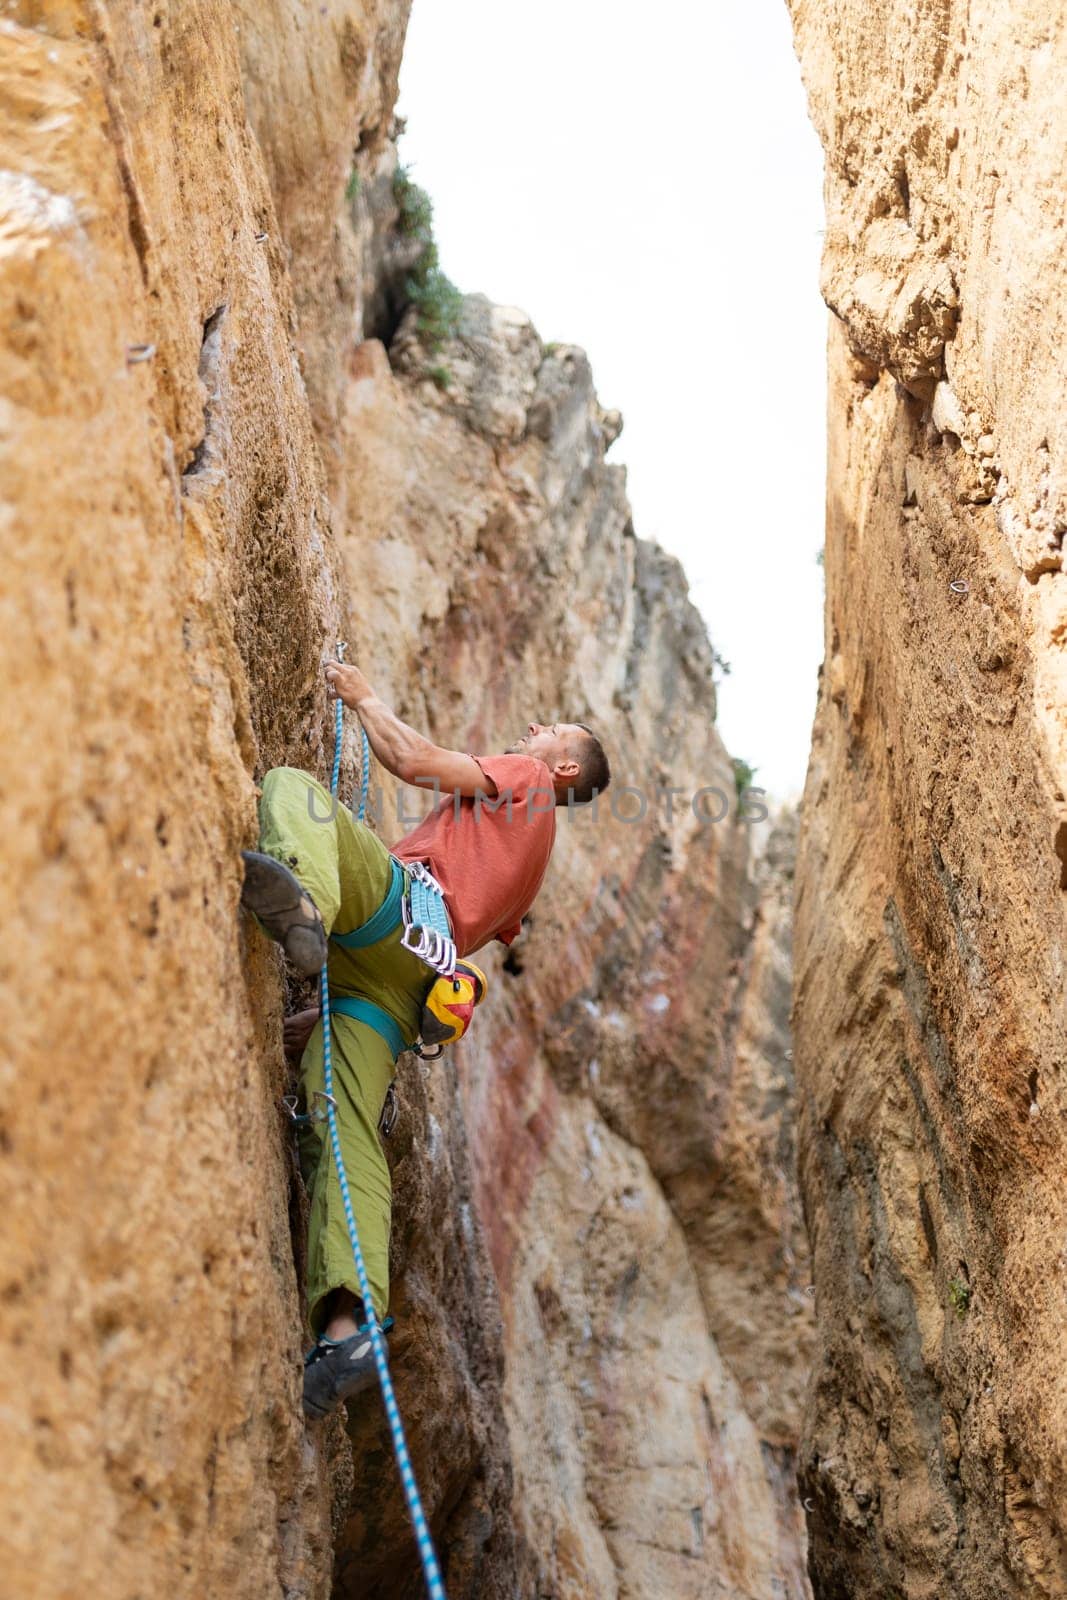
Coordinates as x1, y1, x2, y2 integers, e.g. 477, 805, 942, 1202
319, 681, 446, 1600
358, 710, 370, 824
329, 691, 344, 800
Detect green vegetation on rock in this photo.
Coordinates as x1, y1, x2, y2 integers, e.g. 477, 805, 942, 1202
393, 164, 462, 357
732, 757, 757, 802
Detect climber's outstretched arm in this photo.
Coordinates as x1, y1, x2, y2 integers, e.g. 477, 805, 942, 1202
325, 661, 494, 797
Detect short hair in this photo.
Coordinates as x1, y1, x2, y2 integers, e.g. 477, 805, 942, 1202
568, 724, 611, 804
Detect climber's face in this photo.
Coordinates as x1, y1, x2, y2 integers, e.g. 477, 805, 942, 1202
506, 722, 585, 774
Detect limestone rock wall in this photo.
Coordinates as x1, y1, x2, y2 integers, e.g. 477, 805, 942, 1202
1, 5, 812, 1597
0, 6, 356, 1598
338, 309, 815, 1597
788, 2, 1067, 1595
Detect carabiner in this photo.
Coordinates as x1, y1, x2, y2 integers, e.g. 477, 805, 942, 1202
380, 1083, 399, 1137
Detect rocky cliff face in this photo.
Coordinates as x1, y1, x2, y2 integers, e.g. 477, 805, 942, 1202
339, 309, 815, 1598
1, 5, 811, 1597
788, 2, 1067, 1595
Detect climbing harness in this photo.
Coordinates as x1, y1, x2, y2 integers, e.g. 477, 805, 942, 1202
313, 642, 447, 1600
327, 853, 482, 1059
329, 856, 406, 951
331, 843, 457, 982
329, 994, 405, 1059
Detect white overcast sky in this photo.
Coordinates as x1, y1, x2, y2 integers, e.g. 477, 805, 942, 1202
398, 1, 827, 802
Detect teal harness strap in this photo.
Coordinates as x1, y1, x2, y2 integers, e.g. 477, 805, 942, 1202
329, 994, 405, 1061
330, 856, 405, 949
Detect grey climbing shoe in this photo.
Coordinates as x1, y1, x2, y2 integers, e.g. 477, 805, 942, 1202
302, 1318, 392, 1420
240, 850, 327, 977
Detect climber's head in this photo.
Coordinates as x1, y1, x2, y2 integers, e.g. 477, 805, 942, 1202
505, 722, 611, 804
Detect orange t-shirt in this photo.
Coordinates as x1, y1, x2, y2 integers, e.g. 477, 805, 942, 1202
392, 754, 557, 956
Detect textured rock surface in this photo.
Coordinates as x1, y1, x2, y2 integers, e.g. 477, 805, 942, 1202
0, 7, 351, 1599
789, 2, 1067, 1595
0, 5, 812, 1598
239, 0, 412, 486
339, 311, 815, 1597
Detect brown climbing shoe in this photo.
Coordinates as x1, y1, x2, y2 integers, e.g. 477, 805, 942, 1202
240, 850, 327, 977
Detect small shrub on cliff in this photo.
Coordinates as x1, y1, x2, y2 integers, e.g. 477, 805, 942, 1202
948, 1276, 971, 1317
393, 164, 462, 358
731, 757, 757, 802
394, 164, 433, 239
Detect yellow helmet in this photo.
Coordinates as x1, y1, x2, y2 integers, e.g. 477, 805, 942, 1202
419, 960, 488, 1050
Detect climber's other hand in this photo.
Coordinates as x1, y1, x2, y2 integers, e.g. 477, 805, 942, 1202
283, 1006, 321, 1060
325, 660, 372, 709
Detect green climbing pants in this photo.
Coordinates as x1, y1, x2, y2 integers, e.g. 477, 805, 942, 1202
258, 766, 433, 1334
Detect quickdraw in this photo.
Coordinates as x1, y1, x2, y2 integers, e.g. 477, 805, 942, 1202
281, 1090, 336, 1128
380, 1082, 399, 1138
401, 859, 458, 977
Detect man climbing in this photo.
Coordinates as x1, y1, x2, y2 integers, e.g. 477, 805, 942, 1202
239, 658, 611, 1419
